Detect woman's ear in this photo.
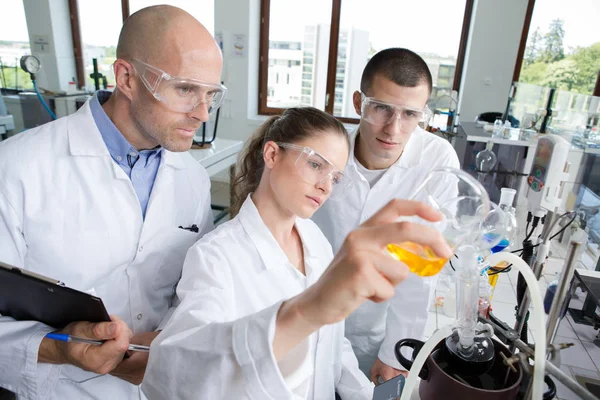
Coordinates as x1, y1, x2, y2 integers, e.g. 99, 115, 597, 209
263, 141, 280, 170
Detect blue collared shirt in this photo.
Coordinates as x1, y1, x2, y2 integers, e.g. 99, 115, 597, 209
90, 91, 162, 219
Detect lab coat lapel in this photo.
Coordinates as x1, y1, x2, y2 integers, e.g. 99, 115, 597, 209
66, 101, 109, 158
294, 221, 322, 286
66, 100, 136, 183
237, 196, 293, 271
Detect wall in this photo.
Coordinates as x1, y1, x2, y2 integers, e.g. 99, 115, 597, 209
214, 0, 265, 144
22, 0, 77, 92
343, 29, 369, 118
458, 0, 530, 122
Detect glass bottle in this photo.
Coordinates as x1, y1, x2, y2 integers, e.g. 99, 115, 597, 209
493, 117, 503, 137
475, 141, 497, 183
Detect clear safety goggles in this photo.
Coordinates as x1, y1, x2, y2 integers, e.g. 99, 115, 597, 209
130, 58, 227, 114
276, 142, 352, 200
360, 92, 431, 127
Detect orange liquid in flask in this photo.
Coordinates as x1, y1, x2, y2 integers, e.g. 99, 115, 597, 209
387, 242, 449, 277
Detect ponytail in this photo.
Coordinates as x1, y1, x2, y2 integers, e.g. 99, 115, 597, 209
230, 116, 279, 217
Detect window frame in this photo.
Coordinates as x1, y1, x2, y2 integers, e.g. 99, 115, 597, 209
511, 0, 537, 84
68, 0, 130, 90
67, 0, 481, 110
258, 0, 475, 122
0, 3, 35, 92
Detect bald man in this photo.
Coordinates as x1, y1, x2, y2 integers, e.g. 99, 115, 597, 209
0, 6, 223, 399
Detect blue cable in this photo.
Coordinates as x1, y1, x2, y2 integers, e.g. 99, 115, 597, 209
32, 79, 56, 120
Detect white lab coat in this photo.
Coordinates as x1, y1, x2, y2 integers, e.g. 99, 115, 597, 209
0, 100, 214, 399
142, 196, 373, 400
312, 126, 460, 375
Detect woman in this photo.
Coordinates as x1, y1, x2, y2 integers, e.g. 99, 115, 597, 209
143, 107, 374, 399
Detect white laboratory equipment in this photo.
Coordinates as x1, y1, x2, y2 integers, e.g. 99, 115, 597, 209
391, 137, 597, 399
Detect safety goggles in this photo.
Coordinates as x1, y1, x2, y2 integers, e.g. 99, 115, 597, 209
276, 142, 352, 200
360, 92, 431, 127
130, 58, 227, 114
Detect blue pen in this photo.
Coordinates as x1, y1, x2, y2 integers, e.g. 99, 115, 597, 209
45, 333, 150, 352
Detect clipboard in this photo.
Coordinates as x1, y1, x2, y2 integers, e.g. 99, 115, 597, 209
0, 261, 111, 329
372, 374, 406, 400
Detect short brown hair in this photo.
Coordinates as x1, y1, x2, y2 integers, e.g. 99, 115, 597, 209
360, 48, 432, 94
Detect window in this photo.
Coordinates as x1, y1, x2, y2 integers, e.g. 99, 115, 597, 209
259, 0, 333, 112
438, 65, 454, 78
78, 0, 123, 91
333, 0, 470, 119
514, 0, 600, 96
269, 41, 302, 51
129, 1, 215, 34
69, 0, 214, 91
259, 0, 473, 120
0, 1, 32, 91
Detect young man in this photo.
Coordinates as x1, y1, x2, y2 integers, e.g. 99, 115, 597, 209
312, 48, 460, 384
0, 6, 223, 399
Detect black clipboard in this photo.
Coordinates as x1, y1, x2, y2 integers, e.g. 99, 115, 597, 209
0, 261, 111, 329
372, 374, 406, 400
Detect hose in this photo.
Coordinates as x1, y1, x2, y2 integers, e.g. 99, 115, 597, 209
487, 252, 546, 400
32, 79, 56, 120
516, 239, 535, 342
400, 325, 453, 400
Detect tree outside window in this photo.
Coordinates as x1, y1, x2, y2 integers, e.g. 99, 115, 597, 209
518, 0, 600, 95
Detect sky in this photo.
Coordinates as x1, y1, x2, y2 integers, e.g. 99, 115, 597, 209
528, 0, 600, 51
0, 0, 598, 54
0, 0, 214, 46
269, 0, 466, 58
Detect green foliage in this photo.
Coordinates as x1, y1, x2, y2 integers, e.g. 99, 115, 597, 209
524, 27, 542, 66
520, 18, 599, 95
0, 66, 33, 90
571, 42, 600, 93
520, 62, 548, 84
542, 59, 578, 90
539, 19, 565, 63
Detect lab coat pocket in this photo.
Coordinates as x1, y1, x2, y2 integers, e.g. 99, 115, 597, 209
152, 228, 200, 291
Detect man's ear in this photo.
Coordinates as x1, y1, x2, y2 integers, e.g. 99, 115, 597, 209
113, 60, 135, 100
353, 90, 362, 116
